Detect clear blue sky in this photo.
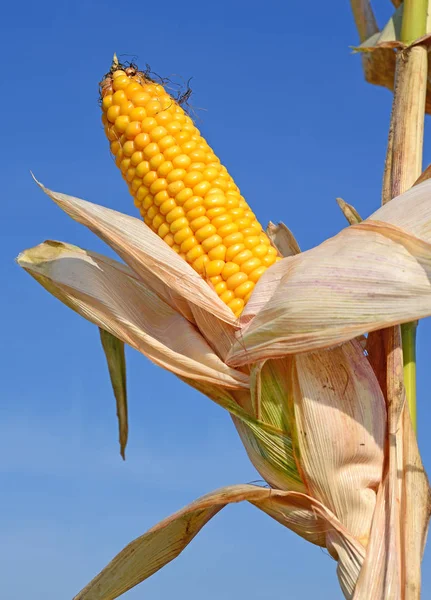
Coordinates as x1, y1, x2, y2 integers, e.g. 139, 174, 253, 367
3, 1, 431, 598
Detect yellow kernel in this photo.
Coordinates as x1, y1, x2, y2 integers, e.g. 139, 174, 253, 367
222, 262, 240, 280
189, 148, 207, 162
141, 117, 158, 132
142, 195, 154, 210
226, 243, 245, 261
136, 186, 149, 202
186, 245, 204, 262
184, 171, 204, 187
181, 236, 199, 253
125, 81, 142, 99
176, 131, 190, 144
167, 180, 185, 195
181, 141, 197, 153
146, 99, 162, 116
143, 142, 160, 158
172, 244, 181, 253
183, 196, 203, 212
110, 140, 121, 155
226, 272, 248, 290
106, 125, 119, 142
220, 290, 235, 304
125, 121, 142, 139
149, 153, 165, 170
166, 206, 185, 223
193, 181, 212, 196
241, 257, 262, 275
262, 254, 278, 267
223, 232, 243, 247
131, 178, 142, 192
234, 281, 255, 299
195, 223, 217, 242
253, 244, 269, 258
114, 115, 130, 133
227, 298, 245, 316
113, 90, 127, 105
175, 188, 194, 205
166, 120, 182, 134
131, 90, 152, 107
207, 207, 226, 220
211, 214, 232, 228
202, 166, 220, 181
112, 70, 127, 79
249, 266, 267, 283
122, 140, 135, 157
214, 281, 227, 295
102, 95, 113, 111
107, 105, 121, 123
235, 218, 252, 231
147, 205, 159, 220
204, 194, 227, 210
143, 171, 158, 187
202, 234, 223, 253
192, 255, 210, 274
120, 158, 131, 173
152, 214, 164, 230
164, 145, 182, 160
186, 206, 206, 220
125, 166, 135, 181
136, 161, 151, 177
166, 168, 186, 183
218, 223, 239, 238
134, 133, 151, 149
170, 217, 188, 233
208, 244, 227, 261
232, 249, 254, 265
155, 110, 172, 125
172, 154, 192, 169
119, 101, 134, 115
164, 233, 175, 247
130, 106, 147, 121
153, 190, 170, 206
157, 161, 173, 177
205, 260, 224, 277
190, 216, 210, 232
160, 199, 177, 215
158, 223, 170, 238
150, 178, 168, 195
143, 214, 153, 226
130, 151, 144, 166
210, 275, 222, 285
174, 227, 193, 245
242, 225, 261, 236
150, 126, 168, 142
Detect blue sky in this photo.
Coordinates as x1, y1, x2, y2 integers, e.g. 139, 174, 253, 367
3, 0, 431, 598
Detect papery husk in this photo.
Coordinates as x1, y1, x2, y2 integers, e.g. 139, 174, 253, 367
72, 484, 364, 600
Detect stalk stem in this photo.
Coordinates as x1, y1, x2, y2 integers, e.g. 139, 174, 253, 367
401, 321, 417, 431
401, 0, 428, 44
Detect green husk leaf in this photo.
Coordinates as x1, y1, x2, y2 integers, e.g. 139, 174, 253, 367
99, 329, 128, 460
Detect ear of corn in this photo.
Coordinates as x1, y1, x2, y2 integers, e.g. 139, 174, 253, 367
100, 62, 280, 316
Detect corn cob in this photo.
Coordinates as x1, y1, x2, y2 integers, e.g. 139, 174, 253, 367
100, 61, 280, 316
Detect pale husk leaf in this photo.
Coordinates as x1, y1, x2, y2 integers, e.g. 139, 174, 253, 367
35, 181, 237, 326
73, 484, 363, 600
17, 241, 248, 389
99, 328, 128, 459
266, 221, 301, 256
228, 220, 431, 365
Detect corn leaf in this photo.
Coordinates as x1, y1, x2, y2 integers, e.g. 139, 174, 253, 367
99, 329, 128, 460
34, 179, 237, 326
73, 484, 363, 600
17, 241, 249, 390
336, 198, 362, 225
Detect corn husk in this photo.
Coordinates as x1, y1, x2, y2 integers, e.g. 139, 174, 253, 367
17, 180, 431, 599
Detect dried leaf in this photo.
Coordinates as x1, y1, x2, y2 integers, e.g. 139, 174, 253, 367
34, 179, 237, 327
266, 221, 301, 256
228, 220, 431, 365
73, 484, 363, 600
17, 241, 248, 389
336, 198, 362, 225
99, 329, 128, 460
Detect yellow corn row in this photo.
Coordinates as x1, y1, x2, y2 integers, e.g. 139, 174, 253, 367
100, 63, 280, 316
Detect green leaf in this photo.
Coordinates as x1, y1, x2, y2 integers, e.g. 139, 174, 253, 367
99, 329, 128, 460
